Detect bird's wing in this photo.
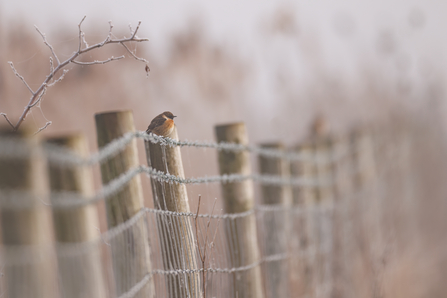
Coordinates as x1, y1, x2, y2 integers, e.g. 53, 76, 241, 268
146, 116, 166, 133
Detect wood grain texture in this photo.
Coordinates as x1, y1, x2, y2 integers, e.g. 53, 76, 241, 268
258, 142, 291, 298
47, 134, 107, 298
95, 110, 154, 298
145, 125, 201, 298
0, 126, 58, 298
215, 122, 264, 298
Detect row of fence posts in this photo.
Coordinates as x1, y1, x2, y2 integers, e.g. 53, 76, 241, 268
0, 110, 378, 298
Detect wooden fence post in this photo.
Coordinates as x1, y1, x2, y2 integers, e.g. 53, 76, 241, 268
328, 134, 353, 298
0, 127, 58, 298
289, 140, 317, 297
47, 134, 107, 298
258, 142, 291, 298
350, 128, 383, 298
95, 111, 154, 298
144, 126, 201, 298
313, 135, 335, 297
215, 122, 264, 298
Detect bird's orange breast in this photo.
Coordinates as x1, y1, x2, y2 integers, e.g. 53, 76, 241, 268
153, 118, 175, 136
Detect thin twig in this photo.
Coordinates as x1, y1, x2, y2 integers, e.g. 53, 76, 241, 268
203, 198, 218, 259
35, 26, 60, 66
195, 195, 204, 262
121, 42, 150, 76
78, 16, 87, 51
194, 195, 206, 298
7, 62, 34, 94
120, 42, 148, 63
29, 86, 47, 108
210, 211, 221, 249
33, 121, 52, 135
130, 21, 141, 39
47, 70, 69, 87
49, 57, 54, 74
0, 113, 14, 129
72, 55, 125, 65
99, 21, 114, 47
81, 32, 89, 48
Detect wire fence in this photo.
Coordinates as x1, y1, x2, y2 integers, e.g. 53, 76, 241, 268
0, 114, 413, 298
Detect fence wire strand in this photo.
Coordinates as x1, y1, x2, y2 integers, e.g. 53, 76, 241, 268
0, 128, 411, 298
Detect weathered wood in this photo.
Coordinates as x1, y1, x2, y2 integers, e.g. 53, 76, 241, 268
258, 142, 291, 298
313, 134, 336, 298
289, 140, 317, 297
316, 135, 338, 297
329, 133, 354, 298
144, 126, 201, 298
95, 111, 154, 298
47, 134, 107, 298
352, 129, 377, 188
215, 122, 264, 298
0, 127, 58, 298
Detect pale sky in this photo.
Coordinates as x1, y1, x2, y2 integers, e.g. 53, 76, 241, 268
2, 0, 445, 71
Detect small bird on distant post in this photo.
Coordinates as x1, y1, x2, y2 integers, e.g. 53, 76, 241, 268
146, 111, 177, 136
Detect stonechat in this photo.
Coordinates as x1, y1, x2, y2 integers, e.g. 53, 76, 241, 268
146, 111, 177, 136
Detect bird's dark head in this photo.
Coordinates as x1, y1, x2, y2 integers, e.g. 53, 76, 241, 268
163, 111, 176, 120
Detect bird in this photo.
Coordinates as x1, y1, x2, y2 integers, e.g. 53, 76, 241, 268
146, 111, 177, 136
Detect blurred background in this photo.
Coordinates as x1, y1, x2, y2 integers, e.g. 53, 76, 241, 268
1, 1, 447, 297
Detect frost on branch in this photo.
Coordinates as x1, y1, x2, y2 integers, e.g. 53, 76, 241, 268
2, 16, 150, 133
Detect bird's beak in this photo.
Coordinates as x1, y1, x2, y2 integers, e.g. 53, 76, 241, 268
173, 115, 177, 118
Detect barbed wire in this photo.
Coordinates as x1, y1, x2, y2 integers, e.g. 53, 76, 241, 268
0, 134, 402, 211
0, 131, 346, 166
0, 204, 329, 265
116, 250, 324, 298
0, 141, 402, 210
0, 163, 335, 209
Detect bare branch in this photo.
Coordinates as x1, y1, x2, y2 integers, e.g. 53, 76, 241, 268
0, 113, 14, 129
78, 15, 87, 51
49, 57, 54, 73
194, 195, 204, 262
33, 121, 52, 135
81, 32, 89, 48
205, 198, 217, 250
7, 17, 150, 132
29, 86, 47, 108
210, 212, 221, 249
194, 195, 207, 298
8, 62, 35, 94
72, 55, 125, 65
99, 21, 114, 47
121, 42, 150, 76
35, 25, 60, 65
47, 69, 69, 87
120, 42, 149, 63
130, 21, 142, 39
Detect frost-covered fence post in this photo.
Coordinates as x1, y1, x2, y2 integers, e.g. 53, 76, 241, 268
215, 122, 264, 298
290, 140, 317, 296
47, 134, 107, 298
0, 126, 58, 298
95, 111, 154, 298
258, 142, 291, 298
144, 126, 201, 298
